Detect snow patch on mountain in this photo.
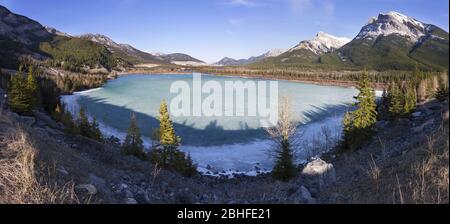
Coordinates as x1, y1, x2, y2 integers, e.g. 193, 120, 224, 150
214, 49, 288, 66
262, 48, 288, 58
356, 11, 429, 42
290, 32, 351, 55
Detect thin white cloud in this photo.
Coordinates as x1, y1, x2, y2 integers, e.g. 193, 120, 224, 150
228, 0, 257, 6
323, 1, 335, 16
229, 18, 245, 26
288, 0, 312, 15
222, 0, 271, 7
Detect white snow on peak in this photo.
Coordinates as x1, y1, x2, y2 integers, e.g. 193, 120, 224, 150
148, 51, 167, 57
356, 11, 429, 42
263, 48, 288, 57
78, 33, 122, 49
290, 32, 351, 55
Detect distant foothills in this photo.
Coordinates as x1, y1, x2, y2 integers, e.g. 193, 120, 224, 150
0, 4, 448, 74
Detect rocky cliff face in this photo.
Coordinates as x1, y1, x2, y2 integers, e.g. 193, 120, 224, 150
0, 5, 51, 45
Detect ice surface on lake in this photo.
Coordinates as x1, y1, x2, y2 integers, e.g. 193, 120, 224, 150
62, 74, 358, 175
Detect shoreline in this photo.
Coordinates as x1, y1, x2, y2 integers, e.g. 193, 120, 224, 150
116, 68, 386, 91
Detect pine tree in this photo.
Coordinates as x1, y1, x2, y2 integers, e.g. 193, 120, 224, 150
402, 82, 417, 117
8, 75, 32, 114
149, 100, 196, 177
158, 100, 180, 147
266, 97, 298, 182
272, 138, 297, 182
62, 110, 79, 134
26, 66, 38, 108
122, 113, 146, 160
90, 118, 103, 141
388, 82, 403, 119
435, 76, 449, 102
342, 72, 378, 151
77, 107, 91, 137
435, 85, 449, 102
8, 66, 39, 114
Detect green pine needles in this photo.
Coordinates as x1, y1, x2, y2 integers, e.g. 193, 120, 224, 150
342, 72, 378, 151
8, 66, 39, 114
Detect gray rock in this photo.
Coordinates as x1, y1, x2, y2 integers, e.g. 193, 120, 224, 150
135, 190, 150, 204
33, 110, 64, 130
412, 119, 434, 133
45, 126, 64, 136
397, 118, 411, 126
412, 112, 422, 118
89, 174, 107, 192
57, 166, 69, 176
75, 184, 97, 195
9, 113, 36, 126
124, 189, 134, 198
301, 158, 336, 190
300, 186, 317, 204
125, 198, 138, 204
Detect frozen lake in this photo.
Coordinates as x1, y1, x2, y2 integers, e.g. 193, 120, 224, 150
62, 74, 358, 176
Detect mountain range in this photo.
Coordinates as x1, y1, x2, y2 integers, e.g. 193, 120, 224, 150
252, 11, 449, 71
0, 5, 204, 70
1, 4, 448, 72
214, 49, 287, 66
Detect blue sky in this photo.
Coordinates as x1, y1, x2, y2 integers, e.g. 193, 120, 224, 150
2, 0, 448, 63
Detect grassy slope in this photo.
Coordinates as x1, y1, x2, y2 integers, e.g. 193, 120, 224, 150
0, 114, 80, 204
320, 102, 449, 204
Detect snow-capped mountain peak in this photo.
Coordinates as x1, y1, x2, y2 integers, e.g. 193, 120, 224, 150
356, 11, 429, 42
263, 48, 288, 58
78, 33, 123, 50
290, 32, 351, 55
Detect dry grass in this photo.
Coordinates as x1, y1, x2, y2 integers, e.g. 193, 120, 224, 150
322, 115, 449, 204
408, 124, 449, 204
0, 117, 79, 204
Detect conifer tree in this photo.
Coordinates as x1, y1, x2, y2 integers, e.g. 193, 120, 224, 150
272, 138, 297, 182
8, 66, 39, 114
435, 85, 449, 102
90, 118, 103, 141
26, 66, 39, 108
388, 82, 403, 119
403, 82, 417, 117
77, 107, 91, 137
158, 100, 180, 147
149, 100, 197, 177
266, 97, 298, 182
122, 113, 146, 160
342, 72, 378, 150
8, 75, 32, 114
62, 110, 79, 135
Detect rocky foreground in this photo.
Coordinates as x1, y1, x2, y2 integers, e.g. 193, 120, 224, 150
0, 86, 448, 204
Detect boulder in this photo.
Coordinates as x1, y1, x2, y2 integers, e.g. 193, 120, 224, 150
298, 186, 317, 204
9, 112, 36, 126
57, 166, 69, 176
412, 119, 435, 133
33, 110, 64, 130
75, 184, 97, 195
89, 174, 107, 192
397, 118, 411, 126
125, 198, 138, 204
411, 112, 422, 118
301, 158, 336, 191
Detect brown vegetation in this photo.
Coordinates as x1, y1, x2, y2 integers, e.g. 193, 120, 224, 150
0, 115, 79, 204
